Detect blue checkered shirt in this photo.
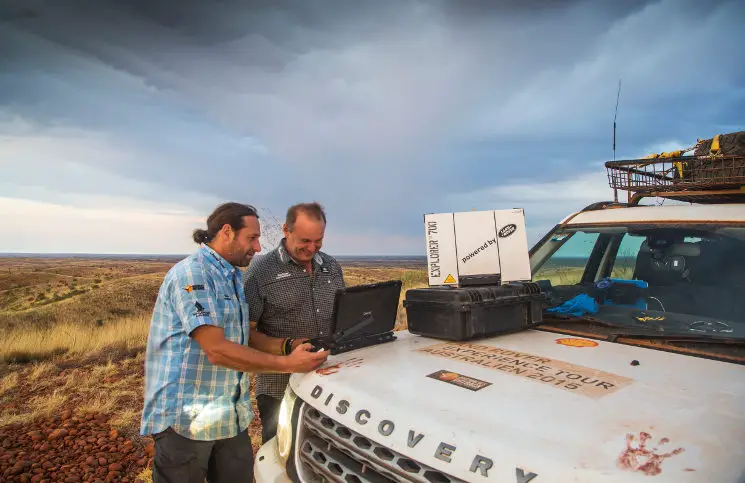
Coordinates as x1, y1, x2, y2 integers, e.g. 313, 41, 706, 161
140, 244, 253, 441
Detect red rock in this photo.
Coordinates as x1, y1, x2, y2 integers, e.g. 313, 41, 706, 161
108, 429, 119, 440
48, 429, 68, 440
60, 410, 73, 420
108, 463, 123, 472
28, 431, 44, 441
143, 441, 154, 457
98, 458, 107, 466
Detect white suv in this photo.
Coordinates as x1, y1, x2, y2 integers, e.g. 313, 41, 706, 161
254, 198, 745, 483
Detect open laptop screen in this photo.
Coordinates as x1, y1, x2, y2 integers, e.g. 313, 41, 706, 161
332, 280, 402, 338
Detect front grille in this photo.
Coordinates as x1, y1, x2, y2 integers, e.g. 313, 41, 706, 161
297, 404, 465, 483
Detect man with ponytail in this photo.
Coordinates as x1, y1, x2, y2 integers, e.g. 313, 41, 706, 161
140, 202, 329, 483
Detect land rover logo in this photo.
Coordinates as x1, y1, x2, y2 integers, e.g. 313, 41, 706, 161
499, 224, 517, 238
309, 384, 539, 481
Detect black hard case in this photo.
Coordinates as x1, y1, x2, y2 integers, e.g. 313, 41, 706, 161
403, 283, 545, 341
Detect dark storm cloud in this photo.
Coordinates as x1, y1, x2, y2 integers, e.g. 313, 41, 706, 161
1, 0, 743, 250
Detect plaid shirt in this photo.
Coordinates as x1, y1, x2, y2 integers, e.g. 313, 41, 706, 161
140, 244, 253, 441
243, 239, 345, 399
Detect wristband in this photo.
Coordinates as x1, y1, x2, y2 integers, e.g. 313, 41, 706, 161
280, 338, 288, 356
283, 338, 294, 356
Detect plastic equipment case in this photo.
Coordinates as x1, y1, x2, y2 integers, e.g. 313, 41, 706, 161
403, 282, 546, 341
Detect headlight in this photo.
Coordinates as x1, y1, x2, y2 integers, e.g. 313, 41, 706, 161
276, 385, 298, 464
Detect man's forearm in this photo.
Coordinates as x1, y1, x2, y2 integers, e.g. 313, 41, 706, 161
208, 339, 291, 373
246, 329, 283, 355
248, 324, 309, 354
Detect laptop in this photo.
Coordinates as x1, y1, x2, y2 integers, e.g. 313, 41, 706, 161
308, 280, 402, 355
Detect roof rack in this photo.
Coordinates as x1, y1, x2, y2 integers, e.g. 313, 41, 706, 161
605, 154, 745, 206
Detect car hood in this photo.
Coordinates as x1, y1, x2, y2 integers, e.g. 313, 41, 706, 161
290, 329, 745, 482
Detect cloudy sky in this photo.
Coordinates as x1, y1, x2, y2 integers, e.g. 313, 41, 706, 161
1, 0, 743, 256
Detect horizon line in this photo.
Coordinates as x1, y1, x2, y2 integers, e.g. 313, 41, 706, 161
0, 251, 427, 258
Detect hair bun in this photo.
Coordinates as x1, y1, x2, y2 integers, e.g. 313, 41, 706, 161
192, 228, 210, 244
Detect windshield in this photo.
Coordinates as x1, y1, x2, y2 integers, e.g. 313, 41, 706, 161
530, 223, 745, 341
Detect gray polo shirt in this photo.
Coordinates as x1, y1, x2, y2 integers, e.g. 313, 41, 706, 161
243, 239, 345, 399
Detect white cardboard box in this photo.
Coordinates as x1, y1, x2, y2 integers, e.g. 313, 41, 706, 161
424, 208, 531, 286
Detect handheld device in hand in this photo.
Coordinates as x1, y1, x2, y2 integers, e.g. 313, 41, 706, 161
308, 336, 333, 352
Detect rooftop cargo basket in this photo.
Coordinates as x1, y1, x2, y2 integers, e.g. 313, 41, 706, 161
605, 130, 745, 205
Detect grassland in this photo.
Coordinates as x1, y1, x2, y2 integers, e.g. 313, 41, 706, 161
0, 255, 429, 481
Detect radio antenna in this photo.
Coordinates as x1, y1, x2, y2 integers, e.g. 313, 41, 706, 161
613, 79, 621, 161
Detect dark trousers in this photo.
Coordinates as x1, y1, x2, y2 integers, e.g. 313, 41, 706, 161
257, 394, 281, 444
152, 427, 254, 483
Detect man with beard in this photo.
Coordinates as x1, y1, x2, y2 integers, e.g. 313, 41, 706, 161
141, 202, 329, 483
243, 201, 346, 444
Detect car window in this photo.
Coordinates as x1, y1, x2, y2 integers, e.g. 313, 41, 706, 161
531, 223, 745, 339
610, 234, 644, 279
532, 231, 600, 286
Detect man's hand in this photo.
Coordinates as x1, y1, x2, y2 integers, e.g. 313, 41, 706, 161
284, 343, 329, 372
291, 338, 310, 352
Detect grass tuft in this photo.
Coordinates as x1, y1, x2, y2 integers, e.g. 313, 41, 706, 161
1, 315, 151, 364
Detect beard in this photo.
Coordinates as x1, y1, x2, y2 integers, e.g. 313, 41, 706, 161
229, 242, 255, 267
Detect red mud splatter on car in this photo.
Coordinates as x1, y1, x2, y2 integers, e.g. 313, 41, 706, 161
617, 432, 685, 476
315, 357, 364, 376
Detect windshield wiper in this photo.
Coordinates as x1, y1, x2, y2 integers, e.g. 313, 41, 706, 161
540, 313, 665, 332
606, 332, 745, 346
540, 314, 745, 344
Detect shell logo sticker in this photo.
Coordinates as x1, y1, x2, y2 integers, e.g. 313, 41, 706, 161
555, 338, 599, 348
438, 371, 459, 381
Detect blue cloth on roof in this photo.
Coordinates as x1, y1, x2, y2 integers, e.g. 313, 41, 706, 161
546, 293, 598, 317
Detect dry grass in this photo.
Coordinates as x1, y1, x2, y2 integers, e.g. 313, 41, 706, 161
0, 274, 165, 332
0, 258, 177, 314
0, 257, 427, 483
0, 351, 146, 430
1, 314, 151, 364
